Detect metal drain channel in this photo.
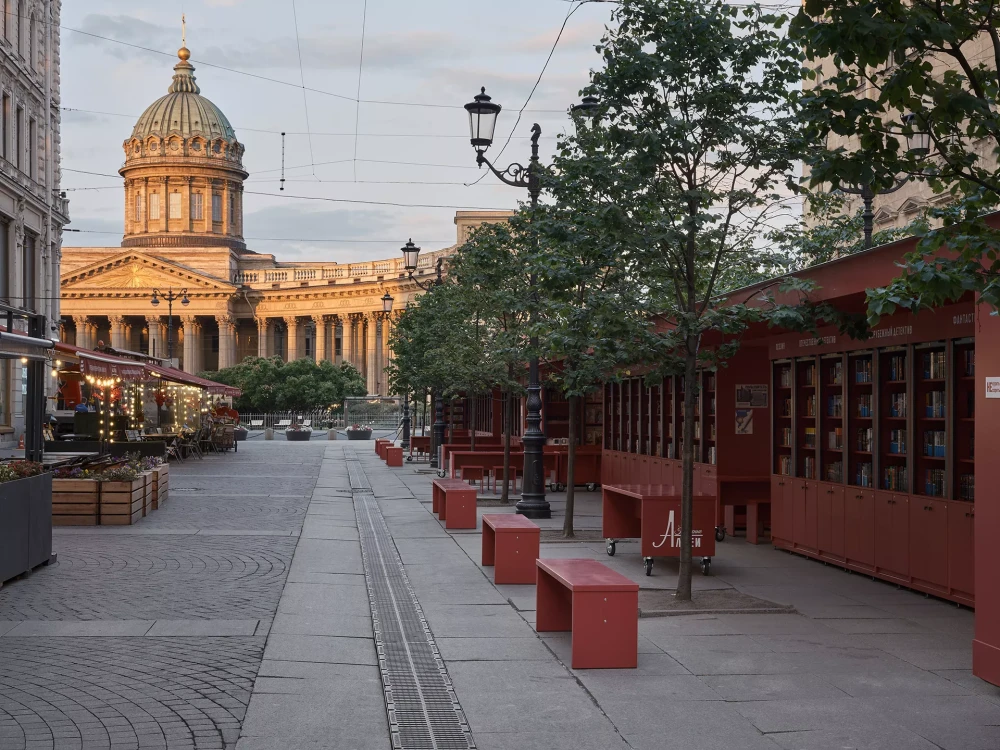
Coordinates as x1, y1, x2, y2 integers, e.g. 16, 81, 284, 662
346, 449, 475, 750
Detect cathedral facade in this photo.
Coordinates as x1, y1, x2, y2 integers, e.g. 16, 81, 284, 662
59, 44, 510, 395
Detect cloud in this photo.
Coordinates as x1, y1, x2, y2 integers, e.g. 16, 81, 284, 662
69, 14, 177, 59
515, 21, 607, 55
242, 203, 399, 261
62, 215, 124, 246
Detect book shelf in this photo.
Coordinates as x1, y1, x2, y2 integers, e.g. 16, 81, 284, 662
820, 355, 844, 483
584, 391, 603, 447
774, 360, 792, 475
796, 358, 818, 479
915, 342, 947, 497
879, 347, 909, 493
953, 338, 975, 501
848, 351, 874, 488
703, 371, 717, 465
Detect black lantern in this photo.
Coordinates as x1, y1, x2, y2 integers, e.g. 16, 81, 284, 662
401, 239, 420, 272
465, 87, 501, 152
902, 113, 932, 156
150, 292, 160, 306
381, 292, 394, 314
571, 94, 600, 118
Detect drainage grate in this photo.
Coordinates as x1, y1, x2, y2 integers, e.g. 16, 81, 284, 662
346, 450, 475, 750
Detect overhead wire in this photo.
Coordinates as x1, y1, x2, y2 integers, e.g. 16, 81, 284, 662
63, 228, 455, 243
353, 0, 369, 182
289, 0, 317, 177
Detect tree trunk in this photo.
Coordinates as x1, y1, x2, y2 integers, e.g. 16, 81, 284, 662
562, 393, 578, 538
428, 388, 437, 459
421, 390, 428, 436
470, 395, 477, 452
448, 397, 455, 444
502, 387, 512, 504
677, 344, 699, 601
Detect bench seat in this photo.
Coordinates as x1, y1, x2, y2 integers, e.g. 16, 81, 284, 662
431, 478, 477, 529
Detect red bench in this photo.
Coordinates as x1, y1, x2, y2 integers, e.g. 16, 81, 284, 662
385, 446, 403, 467
375, 439, 391, 459
536, 558, 638, 669
431, 478, 477, 529
482, 514, 540, 584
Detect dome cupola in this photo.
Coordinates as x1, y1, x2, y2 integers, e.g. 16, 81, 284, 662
120, 28, 248, 253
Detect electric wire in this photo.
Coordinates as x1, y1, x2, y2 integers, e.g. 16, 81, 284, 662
353, 0, 369, 182
289, 0, 317, 177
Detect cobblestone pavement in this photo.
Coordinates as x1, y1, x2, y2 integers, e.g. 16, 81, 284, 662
0, 441, 326, 750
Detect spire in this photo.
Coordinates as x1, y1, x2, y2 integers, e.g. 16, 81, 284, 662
170, 15, 200, 94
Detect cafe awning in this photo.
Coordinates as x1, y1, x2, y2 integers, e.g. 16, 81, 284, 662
54, 342, 149, 381
0, 329, 54, 360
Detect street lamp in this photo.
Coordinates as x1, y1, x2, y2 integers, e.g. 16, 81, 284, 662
464, 86, 546, 517
401, 239, 444, 290
837, 113, 932, 250
150, 288, 189, 362
381, 292, 394, 314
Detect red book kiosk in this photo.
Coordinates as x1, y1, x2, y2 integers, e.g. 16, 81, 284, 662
599, 221, 1000, 688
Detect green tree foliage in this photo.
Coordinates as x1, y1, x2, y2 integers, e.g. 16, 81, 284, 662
572, 0, 805, 598
791, 0, 1000, 318
202, 357, 366, 412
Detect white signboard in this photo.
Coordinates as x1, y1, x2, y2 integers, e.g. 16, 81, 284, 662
986, 377, 1000, 399
735, 384, 768, 408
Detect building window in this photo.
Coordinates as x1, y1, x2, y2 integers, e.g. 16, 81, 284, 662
27, 117, 34, 178
1, 0, 7, 42
134, 193, 143, 222
0, 361, 8, 427
22, 232, 35, 311
168, 191, 181, 219
0, 218, 8, 302
14, 0, 20, 55
190, 192, 203, 220
14, 106, 21, 171
149, 193, 160, 220
212, 193, 222, 222
28, 13, 34, 70
1, 94, 8, 162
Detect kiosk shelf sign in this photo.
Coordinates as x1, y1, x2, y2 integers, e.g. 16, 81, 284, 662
987, 377, 1000, 399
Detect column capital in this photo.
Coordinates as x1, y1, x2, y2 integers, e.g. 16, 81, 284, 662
72, 314, 89, 325
216, 314, 237, 330
283, 315, 299, 327
145, 314, 161, 325
180, 314, 199, 327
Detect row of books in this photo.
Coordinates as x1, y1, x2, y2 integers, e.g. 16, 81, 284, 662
802, 456, 816, 479
923, 350, 946, 380
779, 397, 791, 417
923, 430, 946, 457
777, 455, 792, 475
828, 428, 843, 450
855, 358, 874, 383
802, 395, 817, 417
827, 394, 843, 417
779, 427, 792, 447
778, 367, 792, 388
889, 393, 907, 418
856, 394, 873, 417
856, 462, 873, 487
886, 354, 907, 381
707, 446, 717, 464
802, 364, 816, 386
959, 473, 975, 501
857, 427, 873, 452
925, 391, 946, 418
963, 349, 975, 377
924, 468, 946, 497
888, 429, 907, 454
804, 427, 816, 448
826, 460, 843, 483
828, 360, 843, 385
884, 465, 908, 492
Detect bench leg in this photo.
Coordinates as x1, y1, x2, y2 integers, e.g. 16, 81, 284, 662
536, 569, 572, 632
445, 489, 476, 530
746, 503, 760, 545
482, 525, 496, 566
494, 530, 540, 585
571, 590, 638, 669
724, 504, 736, 537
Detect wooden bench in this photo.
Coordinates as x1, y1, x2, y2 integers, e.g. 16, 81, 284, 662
535, 558, 638, 669
482, 514, 540, 584
385, 446, 403, 467
375, 439, 391, 459
409, 435, 431, 459
431, 478, 477, 529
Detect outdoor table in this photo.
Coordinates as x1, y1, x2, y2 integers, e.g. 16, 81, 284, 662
602, 483, 717, 576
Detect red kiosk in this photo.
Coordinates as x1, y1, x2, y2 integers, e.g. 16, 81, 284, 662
599, 222, 1000, 688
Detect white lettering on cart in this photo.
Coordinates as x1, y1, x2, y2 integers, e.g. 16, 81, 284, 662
652, 510, 704, 549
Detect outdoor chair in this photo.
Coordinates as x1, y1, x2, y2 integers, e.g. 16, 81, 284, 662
275, 419, 291, 431
249, 419, 263, 429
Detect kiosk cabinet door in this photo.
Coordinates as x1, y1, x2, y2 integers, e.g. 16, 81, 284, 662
947, 502, 974, 603
771, 475, 790, 545
875, 492, 910, 582
817, 484, 846, 562
909, 498, 949, 593
845, 489, 875, 572
792, 480, 818, 553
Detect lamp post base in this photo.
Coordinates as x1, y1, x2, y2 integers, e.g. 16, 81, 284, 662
515, 498, 551, 519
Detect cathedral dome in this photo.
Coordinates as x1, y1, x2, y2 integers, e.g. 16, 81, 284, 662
130, 50, 237, 143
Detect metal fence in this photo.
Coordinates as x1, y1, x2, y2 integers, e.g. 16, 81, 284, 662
344, 397, 402, 430
237, 411, 346, 431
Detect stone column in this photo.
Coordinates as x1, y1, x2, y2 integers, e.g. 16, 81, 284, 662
342, 315, 354, 369
146, 315, 162, 359
217, 315, 237, 370
314, 315, 327, 362
181, 316, 198, 374
257, 317, 268, 358
72, 315, 88, 349
284, 316, 299, 361
108, 316, 125, 350
367, 313, 378, 394
266, 317, 276, 359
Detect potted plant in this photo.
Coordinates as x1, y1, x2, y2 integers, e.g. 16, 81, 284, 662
346, 423, 373, 440
285, 423, 313, 442
0, 461, 53, 585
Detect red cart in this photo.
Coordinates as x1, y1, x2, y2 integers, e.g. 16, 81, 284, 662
601, 483, 717, 576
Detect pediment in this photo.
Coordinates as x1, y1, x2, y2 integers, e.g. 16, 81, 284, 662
898, 197, 928, 215
872, 207, 896, 224
62, 252, 235, 294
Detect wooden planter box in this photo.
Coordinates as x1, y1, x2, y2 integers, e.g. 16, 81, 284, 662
52, 478, 100, 526
0, 473, 53, 585
100, 478, 145, 526
152, 465, 169, 509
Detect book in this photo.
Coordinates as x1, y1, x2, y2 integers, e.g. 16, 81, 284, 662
889, 393, 907, 418
779, 367, 792, 387
959, 473, 975, 501
856, 426, 873, 452
855, 358, 873, 383
856, 393, 872, 417
856, 461, 873, 487
804, 427, 816, 448
828, 427, 843, 450
887, 354, 906, 381
778, 455, 791, 475
923, 351, 946, 380
826, 460, 843, 482
924, 468, 945, 497
830, 360, 843, 385
883, 465, 908, 492
964, 349, 975, 377
925, 390, 945, 418
827, 394, 843, 417
803, 456, 815, 479
803, 364, 816, 386
923, 430, 946, 457
889, 429, 906, 455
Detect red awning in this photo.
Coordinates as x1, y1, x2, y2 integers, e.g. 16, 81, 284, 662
55, 342, 149, 381
147, 363, 242, 398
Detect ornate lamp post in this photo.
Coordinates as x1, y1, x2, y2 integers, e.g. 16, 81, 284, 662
837, 114, 933, 249
464, 87, 547, 517
401, 239, 447, 468
150, 288, 189, 362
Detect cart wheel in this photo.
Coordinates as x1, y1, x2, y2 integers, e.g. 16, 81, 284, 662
586, 483, 598, 492
406, 456, 412, 462
644, 558, 653, 576
549, 482, 558, 492
701, 558, 712, 575
558, 484, 566, 492
438, 470, 446, 478
606, 540, 616, 557
715, 527, 726, 543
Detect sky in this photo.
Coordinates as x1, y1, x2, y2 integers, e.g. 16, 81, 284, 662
60, 0, 617, 262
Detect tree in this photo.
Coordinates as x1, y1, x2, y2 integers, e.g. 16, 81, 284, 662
575, 0, 805, 599
791, 0, 1000, 316
204, 357, 366, 413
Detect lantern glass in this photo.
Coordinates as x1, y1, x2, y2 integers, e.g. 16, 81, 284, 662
382, 293, 394, 313
903, 113, 931, 156
464, 87, 501, 151
401, 239, 420, 272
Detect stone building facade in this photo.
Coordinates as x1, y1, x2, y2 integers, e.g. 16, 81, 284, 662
58, 44, 511, 395
0, 0, 68, 447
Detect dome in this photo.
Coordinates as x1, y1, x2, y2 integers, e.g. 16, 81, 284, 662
130, 48, 237, 142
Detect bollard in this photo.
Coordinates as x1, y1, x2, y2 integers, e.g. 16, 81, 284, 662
327, 429, 336, 440
265, 428, 274, 440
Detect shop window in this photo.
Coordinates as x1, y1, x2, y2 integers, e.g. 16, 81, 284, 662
149, 193, 160, 220
168, 191, 181, 219
190, 192, 203, 220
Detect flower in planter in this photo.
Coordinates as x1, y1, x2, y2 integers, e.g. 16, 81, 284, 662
94, 465, 142, 482
0, 461, 45, 483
